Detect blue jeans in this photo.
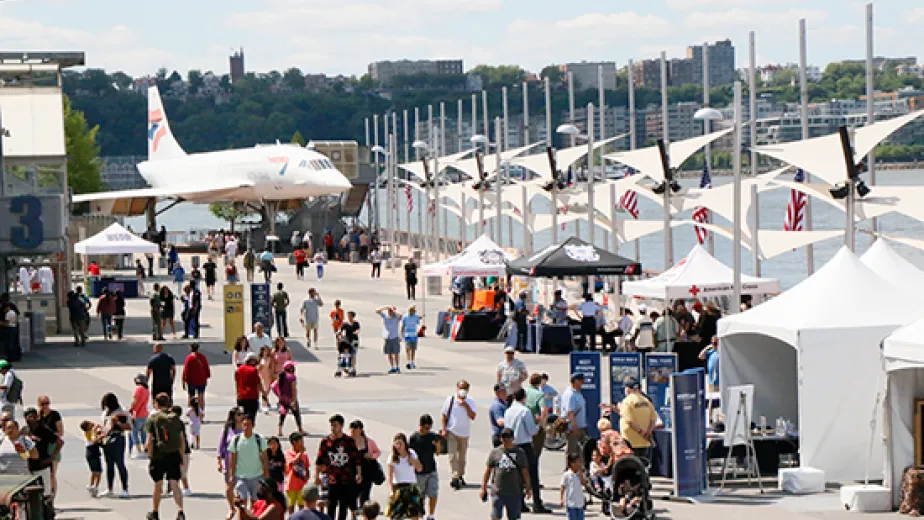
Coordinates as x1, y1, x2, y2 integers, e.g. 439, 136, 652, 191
275, 310, 288, 337
128, 417, 147, 454
566, 507, 585, 520
103, 435, 128, 492
316, 265, 324, 280
100, 314, 112, 338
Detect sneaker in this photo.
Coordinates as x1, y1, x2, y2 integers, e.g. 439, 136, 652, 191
182, 488, 192, 496
176, 512, 186, 520
387, 368, 396, 374
119, 490, 130, 499
146, 512, 159, 520
97, 489, 112, 498
394, 367, 401, 374
406, 363, 412, 370
334, 371, 342, 378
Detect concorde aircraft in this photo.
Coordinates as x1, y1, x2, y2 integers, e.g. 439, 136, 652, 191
72, 86, 352, 213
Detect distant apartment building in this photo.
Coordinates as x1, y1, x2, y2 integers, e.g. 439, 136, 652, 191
688, 39, 736, 87
760, 63, 822, 83
368, 59, 464, 86
569, 106, 646, 149
669, 59, 694, 87
632, 59, 664, 89
896, 63, 923, 77
560, 61, 617, 91
230, 47, 245, 83
100, 156, 147, 190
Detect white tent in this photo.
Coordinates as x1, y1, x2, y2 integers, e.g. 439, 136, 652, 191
421, 234, 513, 277
860, 238, 924, 289
622, 245, 779, 300
74, 222, 159, 255
882, 318, 924, 506
718, 247, 924, 482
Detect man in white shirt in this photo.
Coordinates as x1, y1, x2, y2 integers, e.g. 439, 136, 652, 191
299, 289, 323, 348
632, 305, 655, 353
577, 294, 602, 351
653, 310, 679, 353
503, 388, 550, 513
224, 237, 238, 265
247, 323, 272, 353
0, 360, 17, 415
496, 347, 528, 393
440, 379, 477, 490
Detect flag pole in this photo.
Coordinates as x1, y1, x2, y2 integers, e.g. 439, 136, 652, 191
799, 18, 815, 275
749, 31, 761, 276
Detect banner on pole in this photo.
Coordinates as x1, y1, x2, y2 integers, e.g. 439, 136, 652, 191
223, 284, 244, 352
670, 371, 706, 498
250, 283, 272, 332
570, 351, 602, 438
644, 352, 678, 428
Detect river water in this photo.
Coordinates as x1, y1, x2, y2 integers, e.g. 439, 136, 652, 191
128, 169, 924, 290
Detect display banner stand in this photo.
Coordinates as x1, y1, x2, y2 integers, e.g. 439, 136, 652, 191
718, 389, 764, 493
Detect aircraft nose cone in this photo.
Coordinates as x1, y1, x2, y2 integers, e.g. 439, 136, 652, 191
328, 170, 352, 192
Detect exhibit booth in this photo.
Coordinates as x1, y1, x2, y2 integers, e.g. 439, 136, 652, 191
422, 234, 514, 341
718, 247, 924, 483
74, 222, 159, 297
860, 238, 924, 289
882, 311, 924, 506
623, 244, 779, 301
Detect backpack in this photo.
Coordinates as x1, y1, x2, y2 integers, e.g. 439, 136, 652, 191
231, 432, 263, 457
6, 373, 23, 404
152, 412, 185, 455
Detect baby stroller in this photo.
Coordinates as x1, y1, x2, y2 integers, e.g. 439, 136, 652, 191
610, 455, 654, 520
334, 338, 356, 377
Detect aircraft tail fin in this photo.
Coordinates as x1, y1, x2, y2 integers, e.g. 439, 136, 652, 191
147, 86, 187, 161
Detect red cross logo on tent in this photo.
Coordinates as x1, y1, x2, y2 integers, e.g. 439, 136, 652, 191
689, 285, 701, 296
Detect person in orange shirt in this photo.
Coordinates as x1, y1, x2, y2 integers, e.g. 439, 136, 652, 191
330, 300, 345, 341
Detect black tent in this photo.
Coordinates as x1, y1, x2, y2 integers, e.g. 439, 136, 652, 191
506, 236, 642, 277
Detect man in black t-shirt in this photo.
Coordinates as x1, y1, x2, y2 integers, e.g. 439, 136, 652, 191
146, 343, 176, 398
404, 258, 418, 300
409, 413, 441, 519
23, 407, 60, 502
314, 414, 361, 520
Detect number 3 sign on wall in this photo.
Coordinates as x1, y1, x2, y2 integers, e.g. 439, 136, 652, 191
10, 195, 44, 249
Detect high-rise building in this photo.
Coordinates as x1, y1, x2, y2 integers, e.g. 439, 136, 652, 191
669, 59, 694, 87
368, 59, 464, 86
229, 47, 245, 83
688, 39, 736, 87
560, 61, 617, 91
632, 59, 664, 89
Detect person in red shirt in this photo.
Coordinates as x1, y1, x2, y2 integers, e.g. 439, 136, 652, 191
181, 343, 211, 417
293, 247, 307, 281
87, 261, 101, 277
235, 353, 265, 423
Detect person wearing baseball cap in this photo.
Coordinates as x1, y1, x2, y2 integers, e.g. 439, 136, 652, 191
481, 427, 531, 520
497, 347, 528, 394
560, 373, 588, 468
488, 383, 509, 448
619, 377, 657, 462
288, 482, 326, 519
235, 352, 264, 422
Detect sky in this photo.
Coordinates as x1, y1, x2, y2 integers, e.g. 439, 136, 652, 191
0, 0, 921, 78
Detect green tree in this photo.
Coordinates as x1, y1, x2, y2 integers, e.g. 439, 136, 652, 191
63, 95, 103, 194
187, 69, 204, 94
291, 130, 306, 146
208, 202, 255, 233
283, 68, 305, 92
539, 65, 565, 85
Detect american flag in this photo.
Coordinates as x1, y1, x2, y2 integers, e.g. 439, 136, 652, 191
619, 167, 639, 219
784, 169, 807, 231
692, 164, 711, 244
405, 183, 413, 211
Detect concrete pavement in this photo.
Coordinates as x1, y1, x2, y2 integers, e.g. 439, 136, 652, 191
15, 256, 872, 519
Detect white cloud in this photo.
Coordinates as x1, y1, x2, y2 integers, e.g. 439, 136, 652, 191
907, 8, 924, 24
666, 0, 787, 8
556, 12, 671, 37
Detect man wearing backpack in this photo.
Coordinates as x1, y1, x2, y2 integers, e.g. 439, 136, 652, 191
229, 414, 269, 509
144, 393, 186, 520
0, 360, 22, 415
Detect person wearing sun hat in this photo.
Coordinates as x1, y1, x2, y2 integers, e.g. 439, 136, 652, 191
273, 360, 304, 437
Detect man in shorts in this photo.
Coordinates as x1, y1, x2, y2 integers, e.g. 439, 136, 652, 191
145, 393, 186, 520
410, 414, 440, 520
300, 288, 323, 349
375, 306, 402, 374
229, 414, 268, 507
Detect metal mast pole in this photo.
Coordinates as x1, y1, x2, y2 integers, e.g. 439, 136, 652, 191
866, 2, 877, 237
749, 31, 760, 276
482, 90, 489, 138
495, 118, 503, 245
799, 18, 815, 274
661, 51, 673, 269
414, 107, 421, 249
471, 94, 477, 149
373, 114, 380, 237
703, 41, 715, 256
546, 76, 558, 245
523, 81, 530, 146
457, 99, 463, 154
587, 103, 596, 246
733, 81, 743, 313
568, 71, 576, 147
628, 60, 640, 261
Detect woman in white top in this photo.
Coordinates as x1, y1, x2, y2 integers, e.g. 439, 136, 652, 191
386, 433, 424, 520
231, 336, 250, 367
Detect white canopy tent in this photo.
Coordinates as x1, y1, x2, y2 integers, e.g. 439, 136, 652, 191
622, 245, 779, 300
718, 247, 924, 482
74, 222, 159, 255
861, 238, 924, 290
882, 318, 924, 506
421, 234, 514, 278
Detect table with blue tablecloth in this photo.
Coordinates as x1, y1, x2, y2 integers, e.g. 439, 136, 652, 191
649, 429, 799, 478
525, 323, 573, 354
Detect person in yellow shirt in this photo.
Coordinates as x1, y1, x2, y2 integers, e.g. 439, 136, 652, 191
616, 378, 657, 462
